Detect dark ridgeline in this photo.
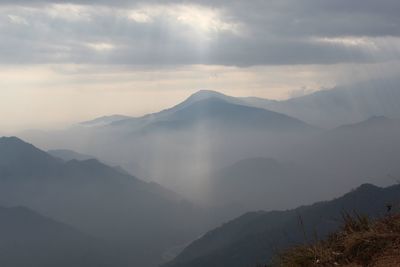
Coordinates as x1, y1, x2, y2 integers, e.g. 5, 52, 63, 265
164, 184, 400, 267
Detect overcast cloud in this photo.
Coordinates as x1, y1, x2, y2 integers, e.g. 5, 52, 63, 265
1, 0, 400, 66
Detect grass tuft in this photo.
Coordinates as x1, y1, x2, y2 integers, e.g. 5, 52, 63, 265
274, 214, 400, 267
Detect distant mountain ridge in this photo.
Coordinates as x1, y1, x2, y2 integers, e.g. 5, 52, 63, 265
241, 82, 400, 128
207, 157, 325, 214
81, 82, 400, 129
81, 93, 316, 136
20, 87, 400, 203
290, 115, 400, 190
80, 114, 133, 127
106, 90, 243, 127
48, 149, 96, 161
136, 97, 317, 134
27, 91, 319, 194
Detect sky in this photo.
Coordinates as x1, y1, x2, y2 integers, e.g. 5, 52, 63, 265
1, 0, 400, 132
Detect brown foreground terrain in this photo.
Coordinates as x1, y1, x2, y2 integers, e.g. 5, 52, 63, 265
275, 213, 400, 267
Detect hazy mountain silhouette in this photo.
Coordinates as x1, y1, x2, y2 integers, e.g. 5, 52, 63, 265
0, 137, 210, 267
137, 97, 317, 134
242, 81, 400, 128
19, 89, 400, 209
87, 93, 316, 135
328, 115, 398, 133
165, 183, 400, 267
285, 116, 400, 193
48, 149, 96, 161
0, 205, 121, 267
80, 115, 133, 127
35, 85, 400, 132
137, 84, 400, 130
48, 149, 133, 175
207, 157, 325, 215
123, 84, 400, 130
106, 90, 242, 128
20, 92, 319, 197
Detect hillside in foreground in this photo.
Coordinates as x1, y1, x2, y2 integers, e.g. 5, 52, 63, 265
164, 184, 400, 267
276, 213, 400, 267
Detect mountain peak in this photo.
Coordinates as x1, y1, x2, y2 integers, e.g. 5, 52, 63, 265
190, 90, 226, 98
0, 136, 47, 150
0, 136, 60, 168
0, 136, 39, 152
0, 136, 25, 145
354, 183, 381, 193
185, 90, 232, 104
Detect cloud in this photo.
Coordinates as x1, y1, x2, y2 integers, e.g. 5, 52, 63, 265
86, 42, 115, 52
0, 0, 399, 66
7, 14, 29, 25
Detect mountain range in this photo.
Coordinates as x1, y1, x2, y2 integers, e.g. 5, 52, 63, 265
20, 90, 319, 196
252, 82, 400, 128
0, 136, 212, 267
79, 94, 316, 135
20, 86, 400, 209
80, 80, 400, 129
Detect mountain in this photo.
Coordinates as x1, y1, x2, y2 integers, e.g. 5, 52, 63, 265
20, 88, 400, 205
92, 94, 316, 135
137, 97, 317, 134
139, 84, 400, 130
47, 149, 133, 175
80, 114, 133, 127
112, 97, 317, 194
242, 81, 400, 128
0, 136, 61, 177
285, 116, 400, 192
329, 115, 399, 134
164, 183, 400, 267
155, 84, 400, 130
207, 157, 325, 215
48, 149, 96, 161
30, 85, 400, 132
108, 90, 243, 128
21, 92, 319, 197
0, 136, 210, 267
0, 205, 117, 267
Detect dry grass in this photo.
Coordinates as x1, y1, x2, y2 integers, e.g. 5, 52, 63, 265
275, 213, 400, 267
